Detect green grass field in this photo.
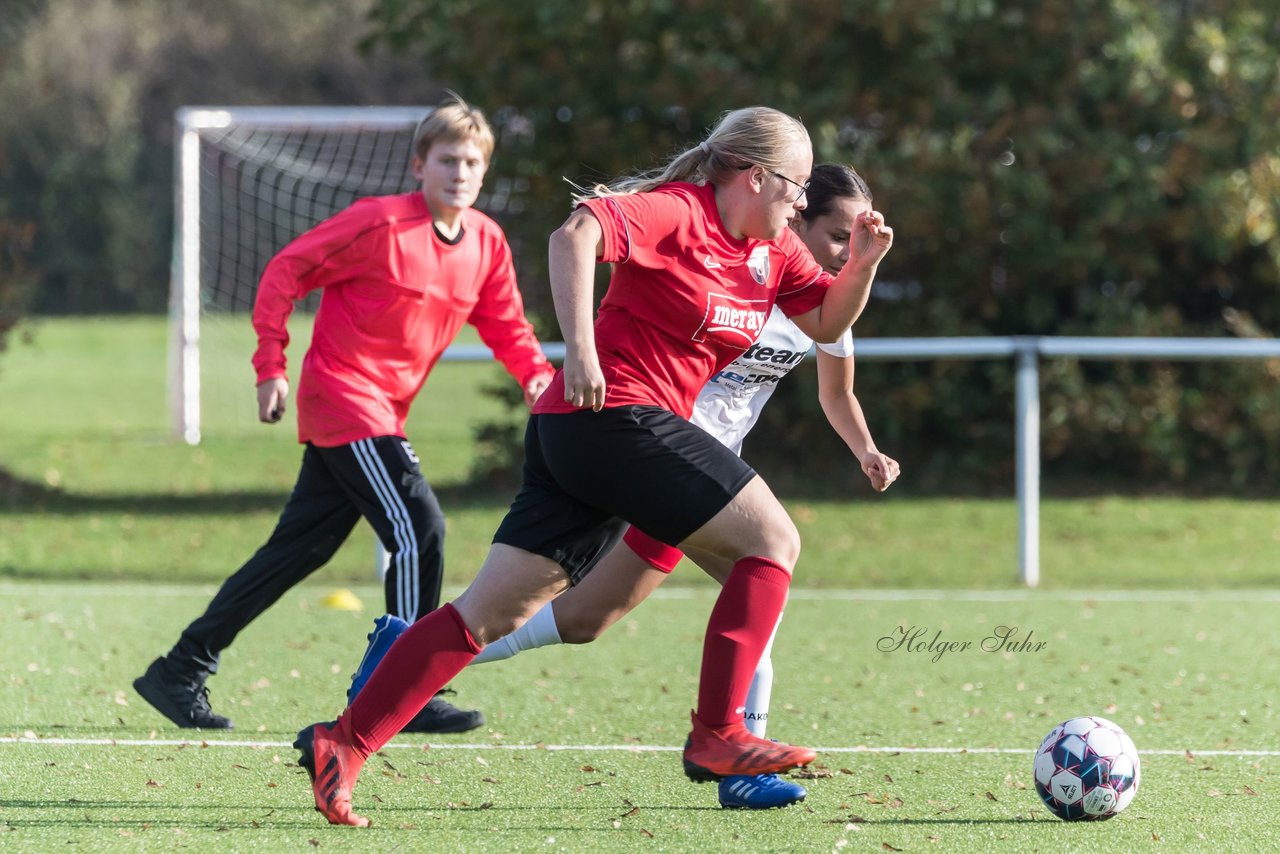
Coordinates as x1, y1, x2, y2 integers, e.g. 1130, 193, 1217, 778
1, 317, 1277, 850
1, 583, 1275, 851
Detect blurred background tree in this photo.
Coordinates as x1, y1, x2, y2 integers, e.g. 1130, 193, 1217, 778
363, 0, 1279, 493
0, 0, 441, 318
1, 0, 1277, 491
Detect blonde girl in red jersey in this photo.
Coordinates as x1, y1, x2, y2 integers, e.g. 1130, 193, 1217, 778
468, 164, 900, 810
295, 107, 893, 827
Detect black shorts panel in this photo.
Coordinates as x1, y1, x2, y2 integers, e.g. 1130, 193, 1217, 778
493, 407, 754, 581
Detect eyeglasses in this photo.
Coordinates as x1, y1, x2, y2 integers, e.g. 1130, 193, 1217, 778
769, 170, 810, 203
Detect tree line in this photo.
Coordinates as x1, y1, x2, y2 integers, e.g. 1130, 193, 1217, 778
2, 0, 1277, 491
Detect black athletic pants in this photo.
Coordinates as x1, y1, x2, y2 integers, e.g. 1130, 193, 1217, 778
168, 436, 445, 676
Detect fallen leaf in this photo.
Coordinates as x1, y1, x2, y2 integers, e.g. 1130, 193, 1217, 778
794, 764, 834, 779
883, 844, 903, 852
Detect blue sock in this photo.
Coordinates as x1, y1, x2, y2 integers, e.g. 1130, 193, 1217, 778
347, 614, 410, 704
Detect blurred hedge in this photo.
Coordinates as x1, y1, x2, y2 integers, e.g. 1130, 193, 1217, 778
363, 0, 1280, 492
2, 0, 1278, 491
0, 0, 440, 319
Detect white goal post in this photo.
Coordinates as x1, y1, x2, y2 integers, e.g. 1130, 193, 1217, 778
168, 106, 431, 445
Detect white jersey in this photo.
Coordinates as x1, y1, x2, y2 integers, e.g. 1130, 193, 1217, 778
689, 307, 855, 455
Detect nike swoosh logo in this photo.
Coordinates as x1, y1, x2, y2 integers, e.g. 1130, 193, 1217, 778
704, 255, 723, 269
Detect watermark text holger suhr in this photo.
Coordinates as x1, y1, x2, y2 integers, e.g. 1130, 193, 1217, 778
877, 625, 1046, 663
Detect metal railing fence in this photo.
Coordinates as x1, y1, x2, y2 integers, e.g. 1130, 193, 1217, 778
434, 336, 1280, 586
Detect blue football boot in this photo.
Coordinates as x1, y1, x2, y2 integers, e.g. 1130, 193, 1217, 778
347, 614, 410, 704
718, 773, 808, 809
347, 614, 484, 734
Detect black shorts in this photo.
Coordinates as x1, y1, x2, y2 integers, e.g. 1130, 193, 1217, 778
492, 406, 756, 583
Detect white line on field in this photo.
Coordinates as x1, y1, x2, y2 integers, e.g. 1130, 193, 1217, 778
784, 589, 1280, 603
2, 582, 1279, 604
0, 736, 1275, 757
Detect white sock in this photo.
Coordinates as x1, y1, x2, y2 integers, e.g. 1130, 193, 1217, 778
743, 611, 783, 738
469, 601, 563, 665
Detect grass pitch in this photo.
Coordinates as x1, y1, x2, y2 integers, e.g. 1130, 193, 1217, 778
1, 581, 1275, 851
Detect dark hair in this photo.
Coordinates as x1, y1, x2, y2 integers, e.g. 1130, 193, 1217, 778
799, 164, 872, 222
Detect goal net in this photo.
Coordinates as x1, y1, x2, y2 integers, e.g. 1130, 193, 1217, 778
168, 105, 543, 444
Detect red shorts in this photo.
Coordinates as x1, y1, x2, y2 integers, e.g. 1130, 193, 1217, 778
623, 527, 685, 573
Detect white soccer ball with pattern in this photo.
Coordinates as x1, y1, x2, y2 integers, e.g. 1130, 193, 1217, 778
1033, 716, 1140, 821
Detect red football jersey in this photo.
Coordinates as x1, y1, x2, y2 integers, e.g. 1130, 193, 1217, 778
535, 182, 830, 418
252, 192, 552, 447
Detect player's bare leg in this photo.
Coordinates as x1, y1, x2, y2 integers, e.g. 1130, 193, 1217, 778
470, 542, 666, 664
553, 547, 669, 643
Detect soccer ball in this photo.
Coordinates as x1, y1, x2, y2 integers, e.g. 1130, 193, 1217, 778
1033, 716, 1140, 821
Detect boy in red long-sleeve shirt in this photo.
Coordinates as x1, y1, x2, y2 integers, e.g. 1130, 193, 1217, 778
134, 94, 554, 734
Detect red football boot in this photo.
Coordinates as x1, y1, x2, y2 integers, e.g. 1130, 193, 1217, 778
294, 719, 370, 827
682, 712, 816, 782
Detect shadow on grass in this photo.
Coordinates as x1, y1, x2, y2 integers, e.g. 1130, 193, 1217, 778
8, 462, 1270, 519
0, 467, 512, 516
0, 799, 1043, 831
0, 809, 322, 832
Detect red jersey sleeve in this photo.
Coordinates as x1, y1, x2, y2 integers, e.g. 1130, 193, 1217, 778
578, 191, 692, 267
251, 200, 386, 384
467, 227, 553, 387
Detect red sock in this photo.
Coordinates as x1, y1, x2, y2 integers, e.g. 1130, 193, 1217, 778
342, 602, 481, 756
696, 556, 792, 729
